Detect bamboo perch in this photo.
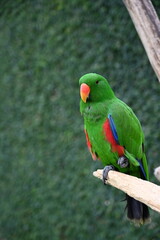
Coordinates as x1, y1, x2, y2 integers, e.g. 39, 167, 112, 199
93, 169, 160, 213
123, 0, 160, 82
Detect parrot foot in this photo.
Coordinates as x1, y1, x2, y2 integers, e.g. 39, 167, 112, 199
103, 165, 115, 184
117, 156, 129, 168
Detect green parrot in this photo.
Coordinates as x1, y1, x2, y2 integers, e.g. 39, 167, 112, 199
79, 73, 150, 224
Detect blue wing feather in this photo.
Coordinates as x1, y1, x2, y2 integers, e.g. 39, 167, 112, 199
108, 114, 119, 144
137, 159, 147, 179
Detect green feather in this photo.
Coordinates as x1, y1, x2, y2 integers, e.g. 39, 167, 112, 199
124, 150, 140, 167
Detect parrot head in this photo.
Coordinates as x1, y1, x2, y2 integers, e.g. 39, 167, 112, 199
79, 73, 115, 104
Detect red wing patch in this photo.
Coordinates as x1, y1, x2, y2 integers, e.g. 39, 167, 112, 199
84, 129, 97, 161
103, 119, 124, 156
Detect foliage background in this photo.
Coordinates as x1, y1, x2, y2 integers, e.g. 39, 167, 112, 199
0, 0, 160, 239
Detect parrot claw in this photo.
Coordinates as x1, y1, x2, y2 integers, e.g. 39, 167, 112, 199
103, 165, 115, 184
117, 156, 129, 168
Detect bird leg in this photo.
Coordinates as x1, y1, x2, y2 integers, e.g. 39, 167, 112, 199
117, 156, 129, 168
103, 165, 115, 184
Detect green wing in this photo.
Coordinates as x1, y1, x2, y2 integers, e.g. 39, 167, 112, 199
109, 99, 149, 180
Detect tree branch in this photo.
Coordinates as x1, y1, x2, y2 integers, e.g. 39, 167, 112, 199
93, 169, 160, 213
123, 0, 160, 82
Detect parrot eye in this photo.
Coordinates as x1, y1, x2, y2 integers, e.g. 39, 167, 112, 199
96, 80, 99, 84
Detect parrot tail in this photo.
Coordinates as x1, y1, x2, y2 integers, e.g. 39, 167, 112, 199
126, 194, 150, 225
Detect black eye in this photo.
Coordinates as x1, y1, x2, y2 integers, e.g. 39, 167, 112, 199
96, 80, 99, 84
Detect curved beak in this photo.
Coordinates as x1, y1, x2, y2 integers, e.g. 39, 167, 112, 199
80, 83, 90, 103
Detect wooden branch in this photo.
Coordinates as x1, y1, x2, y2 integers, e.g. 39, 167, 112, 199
123, 0, 160, 82
93, 169, 160, 213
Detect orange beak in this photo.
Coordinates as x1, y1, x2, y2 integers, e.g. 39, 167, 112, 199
80, 83, 90, 103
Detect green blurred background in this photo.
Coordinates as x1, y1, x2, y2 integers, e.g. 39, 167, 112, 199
0, 0, 160, 239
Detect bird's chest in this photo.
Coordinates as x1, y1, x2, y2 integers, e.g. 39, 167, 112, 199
85, 120, 118, 165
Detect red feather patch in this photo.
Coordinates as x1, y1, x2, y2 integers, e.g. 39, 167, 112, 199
103, 119, 124, 156
84, 129, 97, 160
